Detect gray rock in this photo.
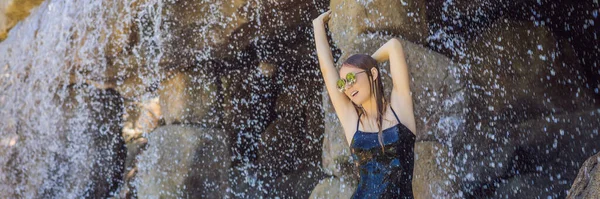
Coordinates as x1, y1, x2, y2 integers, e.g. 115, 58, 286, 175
135, 125, 230, 198
413, 141, 459, 198
456, 109, 600, 198
329, 0, 428, 47
454, 19, 600, 194
309, 177, 356, 199
161, 0, 325, 66
158, 71, 221, 127
567, 153, 600, 199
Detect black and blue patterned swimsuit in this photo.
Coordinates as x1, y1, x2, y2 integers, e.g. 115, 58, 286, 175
350, 107, 415, 199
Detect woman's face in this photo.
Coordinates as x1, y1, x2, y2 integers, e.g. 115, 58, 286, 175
339, 65, 372, 105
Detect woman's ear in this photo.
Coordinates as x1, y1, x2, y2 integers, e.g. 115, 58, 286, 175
370, 67, 378, 81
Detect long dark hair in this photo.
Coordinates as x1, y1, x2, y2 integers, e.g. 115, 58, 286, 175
343, 54, 387, 151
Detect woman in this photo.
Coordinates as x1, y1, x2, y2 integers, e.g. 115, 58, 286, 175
313, 10, 417, 198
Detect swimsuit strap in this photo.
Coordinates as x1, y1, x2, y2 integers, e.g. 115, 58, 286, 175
390, 107, 401, 124
356, 113, 362, 132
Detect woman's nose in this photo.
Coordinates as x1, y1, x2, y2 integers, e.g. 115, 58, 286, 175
344, 82, 353, 90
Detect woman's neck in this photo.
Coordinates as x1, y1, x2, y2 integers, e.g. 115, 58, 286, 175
360, 95, 380, 121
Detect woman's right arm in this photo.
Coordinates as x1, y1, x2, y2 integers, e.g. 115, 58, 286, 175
313, 11, 357, 138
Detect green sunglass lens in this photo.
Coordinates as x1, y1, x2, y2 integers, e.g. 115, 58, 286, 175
337, 79, 346, 90
346, 72, 356, 81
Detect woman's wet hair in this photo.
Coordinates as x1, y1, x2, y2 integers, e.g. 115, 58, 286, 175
342, 54, 387, 151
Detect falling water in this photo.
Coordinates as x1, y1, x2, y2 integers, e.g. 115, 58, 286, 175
0, 0, 165, 197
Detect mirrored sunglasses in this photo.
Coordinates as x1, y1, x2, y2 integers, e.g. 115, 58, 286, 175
337, 71, 366, 93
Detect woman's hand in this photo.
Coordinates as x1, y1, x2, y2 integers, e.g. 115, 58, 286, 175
313, 10, 332, 26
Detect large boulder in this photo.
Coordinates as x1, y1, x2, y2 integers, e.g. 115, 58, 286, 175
567, 153, 600, 199
122, 97, 162, 143
263, 164, 325, 198
413, 142, 459, 198
309, 177, 356, 199
455, 108, 600, 197
135, 125, 231, 198
158, 71, 221, 126
329, 0, 428, 49
465, 19, 596, 124
426, 0, 535, 36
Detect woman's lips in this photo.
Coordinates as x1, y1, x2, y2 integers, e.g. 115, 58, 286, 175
351, 90, 359, 97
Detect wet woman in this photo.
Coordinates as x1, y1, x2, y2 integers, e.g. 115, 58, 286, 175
312, 10, 417, 198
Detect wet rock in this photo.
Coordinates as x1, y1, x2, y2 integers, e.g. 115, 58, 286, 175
221, 61, 278, 165
118, 137, 148, 199
135, 125, 230, 198
426, 0, 535, 39
158, 71, 221, 126
455, 109, 600, 198
255, 107, 324, 198
329, 0, 428, 49
493, 173, 567, 199
63, 87, 127, 199
71, 0, 158, 89
567, 153, 600, 199
161, 0, 324, 66
263, 164, 325, 198
257, 64, 323, 173
453, 19, 599, 196
115, 74, 149, 101
122, 97, 161, 143
309, 176, 356, 199
321, 105, 354, 177
258, 117, 302, 174
413, 142, 459, 198
465, 19, 597, 124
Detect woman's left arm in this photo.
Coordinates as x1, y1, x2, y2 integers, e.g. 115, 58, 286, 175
372, 38, 416, 134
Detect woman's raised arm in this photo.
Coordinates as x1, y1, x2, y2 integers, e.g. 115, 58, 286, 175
372, 38, 416, 134
313, 11, 358, 137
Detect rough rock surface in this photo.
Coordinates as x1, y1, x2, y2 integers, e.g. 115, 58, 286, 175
567, 153, 600, 199
329, 0, 428, 47
413, 142, 459, 198
453, 18, 600, 197
162, 0, 324, 66
465, 19, 596, 125
135, 125, 230, 198
309, 177, 356, 199
158, 71, 221, 126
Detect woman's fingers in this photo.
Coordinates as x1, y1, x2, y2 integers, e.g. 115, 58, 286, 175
321, 10, 332, 22
314, 10, 332, 24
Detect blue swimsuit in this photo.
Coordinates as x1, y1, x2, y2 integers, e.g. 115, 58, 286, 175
350, 107, 415, 199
